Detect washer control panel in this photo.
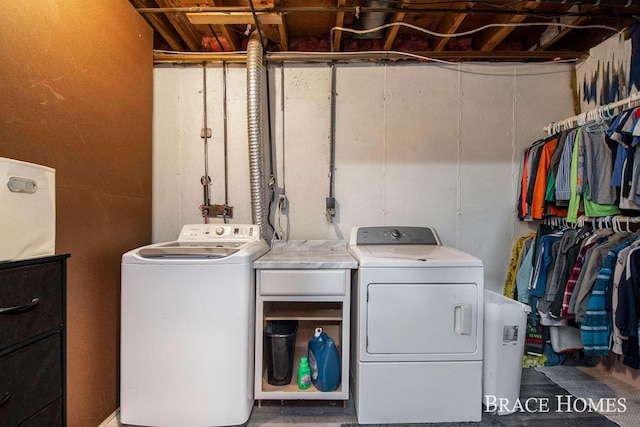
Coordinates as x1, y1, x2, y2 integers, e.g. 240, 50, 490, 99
351, 226, 441, 246
178, 224, 260, 242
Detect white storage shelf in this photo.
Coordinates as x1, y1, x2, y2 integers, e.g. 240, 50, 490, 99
255, 269, 351, 403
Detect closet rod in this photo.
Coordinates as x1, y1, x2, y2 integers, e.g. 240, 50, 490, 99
543, 92, 640, 136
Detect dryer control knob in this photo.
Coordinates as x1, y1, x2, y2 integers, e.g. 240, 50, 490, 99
390, 229, 401, 239
215, 227, 225, 236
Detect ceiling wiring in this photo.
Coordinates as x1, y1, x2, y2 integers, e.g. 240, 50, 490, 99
331, 21, 621, 51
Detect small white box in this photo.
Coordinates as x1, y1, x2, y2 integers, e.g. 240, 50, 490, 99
0, 157, 56, 261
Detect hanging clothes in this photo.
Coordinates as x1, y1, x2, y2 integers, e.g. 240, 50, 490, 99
555, 130, 577, 204
617, 247, 640, 369
511, 99, 640, 369
504, 222, 640, 370
536, 228, 578, 314
519, 138, 549, 220
545, 130, 569, 209
567, 128, 620, 222
581, 238, 640, 356
518, 106, 640, 223
503, 232, 536, 298
573, 232, 633, 322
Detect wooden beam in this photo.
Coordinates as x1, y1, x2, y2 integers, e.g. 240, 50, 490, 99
206, 0, 239, 52
131, 0, 185, 51
186, 12, 284, 26
275, 0, 289, 52
535, 6, 593, 52
431, 2, 475, 52
475, 2, 540, 52
333, 0, 347, 52
156, 0, 202, 51
382, 0, 411, 51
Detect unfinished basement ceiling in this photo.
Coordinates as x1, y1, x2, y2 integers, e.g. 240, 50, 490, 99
131, 1, 640, 63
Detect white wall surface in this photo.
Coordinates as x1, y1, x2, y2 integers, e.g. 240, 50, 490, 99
152, 61, 575, 292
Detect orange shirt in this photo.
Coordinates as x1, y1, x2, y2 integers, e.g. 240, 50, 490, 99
531, 137, 558, 219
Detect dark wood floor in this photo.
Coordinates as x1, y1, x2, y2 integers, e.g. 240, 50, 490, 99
247, 367, 619, 426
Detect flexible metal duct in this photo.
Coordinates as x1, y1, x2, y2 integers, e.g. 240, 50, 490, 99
246, 30, 268, 240
353, 0, 391, 39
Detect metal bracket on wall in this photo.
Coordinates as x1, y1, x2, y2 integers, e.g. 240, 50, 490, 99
203, 204, 234, 218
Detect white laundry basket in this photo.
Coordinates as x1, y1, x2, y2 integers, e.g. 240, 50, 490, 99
482, 290, 531, 415
0, 157, 55, 261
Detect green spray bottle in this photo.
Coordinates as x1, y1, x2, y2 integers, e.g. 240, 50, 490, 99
298, 356, 311, 389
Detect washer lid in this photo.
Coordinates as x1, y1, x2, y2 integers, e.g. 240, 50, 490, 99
138, 242, 240, 259
348, 244, 483, 267
131, 223, 263, 259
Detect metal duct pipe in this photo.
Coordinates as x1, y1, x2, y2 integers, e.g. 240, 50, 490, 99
353, 0, 391, 39
246, 30, 268, 240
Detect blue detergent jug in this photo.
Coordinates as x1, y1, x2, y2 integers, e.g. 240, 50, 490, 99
308, 327, 341, 392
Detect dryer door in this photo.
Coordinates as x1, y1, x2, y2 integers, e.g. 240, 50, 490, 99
366, 283, 479, 357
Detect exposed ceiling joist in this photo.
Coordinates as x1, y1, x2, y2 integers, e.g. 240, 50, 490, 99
186, 12, 284, 25
132, 0, 185, 51
202, 0, 239, 52
156, 0, 202, 51
534, 5, 594, 52
475, 1, 541, 51
274, 0, 289, 51
431, 2, 475, 52
382, 0, 411, 51
333, 0, 347, 52
131, 1, 640, 62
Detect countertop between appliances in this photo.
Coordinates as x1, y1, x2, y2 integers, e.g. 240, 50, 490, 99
253, 240, 357, 269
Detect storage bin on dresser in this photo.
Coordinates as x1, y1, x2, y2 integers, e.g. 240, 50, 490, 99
0, 255, 69, 427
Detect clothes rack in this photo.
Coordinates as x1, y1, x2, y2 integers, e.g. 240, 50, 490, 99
543, 92, 640, 136
545, 215, 640, 231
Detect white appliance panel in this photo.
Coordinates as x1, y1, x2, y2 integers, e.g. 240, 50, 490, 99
120, 263, 255, 427
348, 226, 484, 424
353, 361, 483, 424
120, 224, 268, 427
356, 266, 484, 362
350, 244, 483, 268
366, 283, 478, 355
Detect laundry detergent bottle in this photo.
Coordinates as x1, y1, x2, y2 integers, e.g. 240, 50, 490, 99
298, 356, 311, 390
307, 327, 341, 392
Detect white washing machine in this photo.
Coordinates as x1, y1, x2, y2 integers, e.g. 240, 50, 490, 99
120, 224, 268, 427
348, 226, 484, 424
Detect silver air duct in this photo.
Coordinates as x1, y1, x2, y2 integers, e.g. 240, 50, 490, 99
353, 0, 391, 39
246, 30, 268, 240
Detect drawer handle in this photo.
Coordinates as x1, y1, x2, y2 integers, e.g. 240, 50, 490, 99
0, 391, 11, 407
0, 298, 40, 315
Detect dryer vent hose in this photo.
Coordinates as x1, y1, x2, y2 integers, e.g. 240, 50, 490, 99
247, 30, 268, 240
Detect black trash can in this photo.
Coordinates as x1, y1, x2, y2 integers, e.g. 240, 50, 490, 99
264, 320, 298, 386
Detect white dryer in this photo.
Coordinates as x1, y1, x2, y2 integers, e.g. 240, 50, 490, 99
120, 224, 268, 427
348, 226, 484, 424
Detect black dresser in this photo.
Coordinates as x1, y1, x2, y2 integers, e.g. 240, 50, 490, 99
0, 254, 69, 426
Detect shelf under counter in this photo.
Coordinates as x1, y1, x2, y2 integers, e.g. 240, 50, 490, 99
263, 301, 342, 321
254, 260, 351, 403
